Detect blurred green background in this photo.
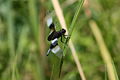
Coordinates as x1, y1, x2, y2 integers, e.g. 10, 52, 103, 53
0, 0, 120, 80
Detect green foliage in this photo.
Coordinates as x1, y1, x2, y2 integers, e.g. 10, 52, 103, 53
0, 0, 120, 80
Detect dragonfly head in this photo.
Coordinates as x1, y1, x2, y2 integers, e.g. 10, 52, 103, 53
61, 29, 66, 34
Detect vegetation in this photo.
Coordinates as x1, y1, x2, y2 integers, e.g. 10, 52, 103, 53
0, 0, 120, 80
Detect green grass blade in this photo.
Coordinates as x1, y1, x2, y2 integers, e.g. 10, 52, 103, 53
112, 60, 119, 80
50, 56, 62, 80
50, 0, 84, 79
32, 54, 45, 80
68, 0, 84, 36
28, 0, 39, 42
7, 0, 15, 60
105, 65, 108, 80
6, 0, 16, 80
63, 0, 84, 56
12, 26, 28, 80
28, 0, 45, 80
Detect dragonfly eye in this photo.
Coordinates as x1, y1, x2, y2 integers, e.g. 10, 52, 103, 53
61, 29, 66, 34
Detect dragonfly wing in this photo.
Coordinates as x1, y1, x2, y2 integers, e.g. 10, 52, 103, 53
47, 17, 53, 27
46, 16, 56, 31
51, 45, 63, 59
51, 45, 60, 53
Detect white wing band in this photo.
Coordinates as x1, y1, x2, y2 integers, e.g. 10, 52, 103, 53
47, 17, 53, 27
51, 38, 58, 43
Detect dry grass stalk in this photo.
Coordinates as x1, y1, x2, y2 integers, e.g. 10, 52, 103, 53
51, 0, 86, 80
89, 20, 116, 80
83, 0, 117, 80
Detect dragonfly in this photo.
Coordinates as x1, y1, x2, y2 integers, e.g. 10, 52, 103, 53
46, 16, 68, 77
46, 16, 67, 57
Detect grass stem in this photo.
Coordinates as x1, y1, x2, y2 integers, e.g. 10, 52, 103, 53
89, 20, 118, 80
51, 0, 86, 80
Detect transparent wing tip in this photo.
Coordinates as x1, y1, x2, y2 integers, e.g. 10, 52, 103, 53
51, 46, 60, 54
52, 46, 63, 59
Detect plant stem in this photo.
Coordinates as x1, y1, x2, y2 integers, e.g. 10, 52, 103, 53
89, 20, 117, 80
51, 0, 86, 80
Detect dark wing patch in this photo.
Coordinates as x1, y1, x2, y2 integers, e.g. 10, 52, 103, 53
49, 23, 55, 30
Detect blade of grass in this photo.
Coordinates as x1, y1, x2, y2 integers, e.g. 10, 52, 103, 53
28, 0, 39, 42
112, 60, 119, 80
51, 0, 86, 80
50, 64, 55, 80
105, 65, 108, 80
63, 0, 84, 56
89, 20, 118, 80
7, 0, 15, 57
50, 56, 61, 80
12, 26, 28, 80
84, 0, 119, 79
6, 0, 16, 80
28, 0, 45, 80
32, 53, 45, 80
68, 0, 84, 36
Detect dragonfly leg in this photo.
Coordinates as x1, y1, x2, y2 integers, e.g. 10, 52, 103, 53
60, 35, 70, 43
60, 36, 65, 43
63, 35, 70, 39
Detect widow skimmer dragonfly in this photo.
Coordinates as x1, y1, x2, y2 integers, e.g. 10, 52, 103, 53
46, 16, 67, 57
46, 16, 69, 77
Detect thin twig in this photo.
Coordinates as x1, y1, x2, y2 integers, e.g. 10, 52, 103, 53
51, 0, 86, 80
